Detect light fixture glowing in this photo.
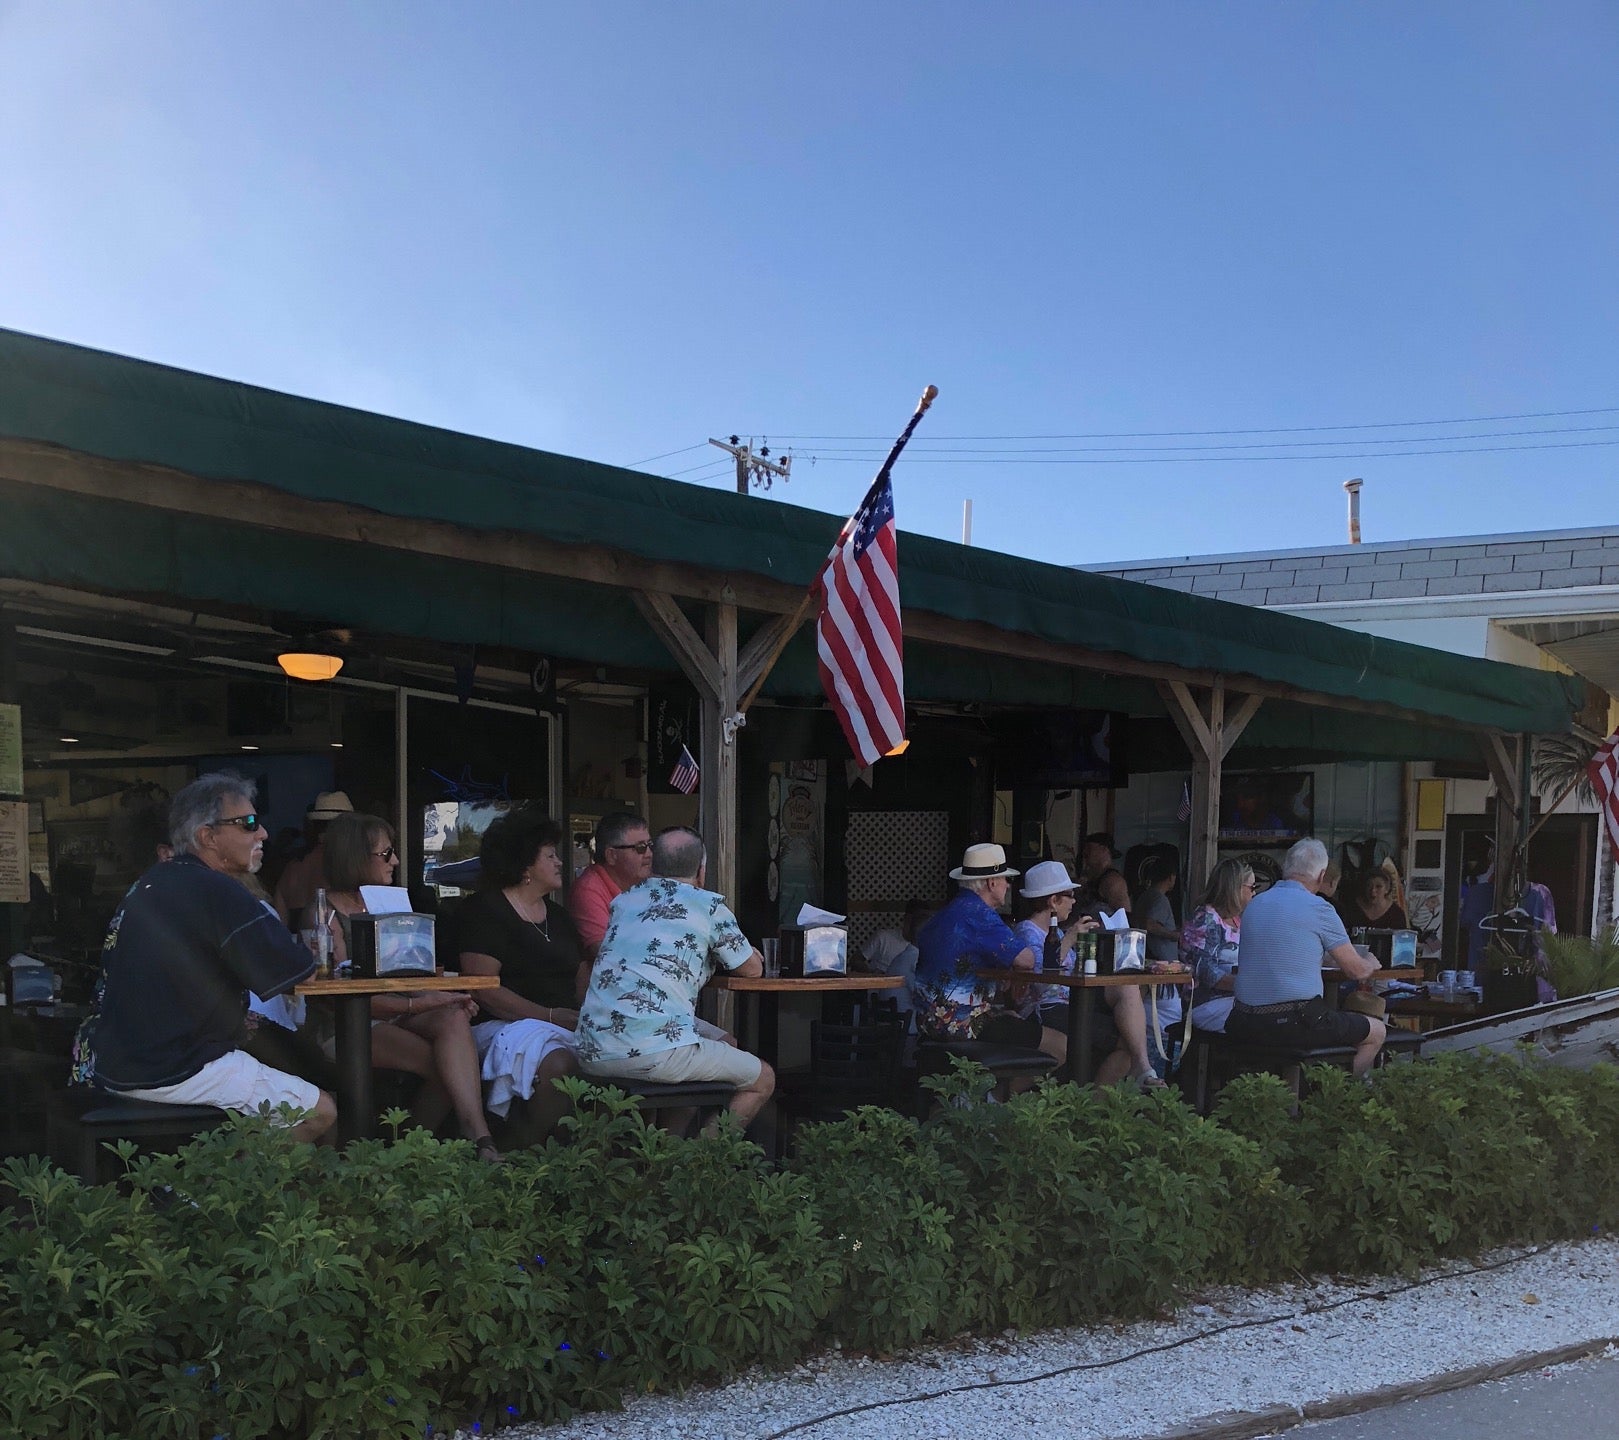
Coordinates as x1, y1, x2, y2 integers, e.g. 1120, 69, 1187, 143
59, 736, 80, 744
885, 739, 911, 757
240, 744, 260, 752
330, 741, 344, 749
276, 651, 344, 682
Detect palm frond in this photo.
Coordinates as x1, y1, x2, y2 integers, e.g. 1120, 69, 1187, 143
1531, 733, 1598, 805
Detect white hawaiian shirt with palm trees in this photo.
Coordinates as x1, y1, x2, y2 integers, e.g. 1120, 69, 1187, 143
575, 877, 753, 1063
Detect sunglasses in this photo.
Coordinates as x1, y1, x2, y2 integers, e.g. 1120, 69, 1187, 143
373, 848, 397, 862
609, 840, 653, 855
213, 814, 262, 833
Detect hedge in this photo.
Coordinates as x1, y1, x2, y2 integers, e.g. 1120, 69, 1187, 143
3, 1053, 1617, 1439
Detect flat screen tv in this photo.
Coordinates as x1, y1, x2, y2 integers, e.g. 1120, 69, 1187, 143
992, 711, 1125, 789
1218, 772, 1314, 844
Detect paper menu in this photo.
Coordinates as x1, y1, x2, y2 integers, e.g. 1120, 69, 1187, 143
359, 885, 414, 915
796, 902, 847, 927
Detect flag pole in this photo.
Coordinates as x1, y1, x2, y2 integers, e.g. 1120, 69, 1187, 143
735, 384, 937, 717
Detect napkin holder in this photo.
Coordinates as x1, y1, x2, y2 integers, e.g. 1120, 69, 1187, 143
1096, 928, 1148, 974
348, 913, 437, 978
776, 925, 847, 977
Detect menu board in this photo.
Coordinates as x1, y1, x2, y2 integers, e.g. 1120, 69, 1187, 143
0, 800, 28, 904
0, 703, 21, 798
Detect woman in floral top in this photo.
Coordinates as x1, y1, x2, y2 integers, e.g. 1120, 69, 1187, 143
1179, 858, 1255, 1033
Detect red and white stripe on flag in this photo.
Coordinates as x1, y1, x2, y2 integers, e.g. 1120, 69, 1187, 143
815, 473, 905, 767
669, 744, 700, 796
1588, 729, 1619, 861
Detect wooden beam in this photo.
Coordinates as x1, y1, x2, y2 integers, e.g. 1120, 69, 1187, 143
736, 608, 805, 701
1159, 681, 1213, 760
1221, 692, 1264, 759
699, 601, 740, 907
632, 591, 721, 700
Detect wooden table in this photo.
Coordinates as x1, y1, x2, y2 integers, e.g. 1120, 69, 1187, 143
294, 973, 498, 1144
977, 968, 1194, 1085
1320, 965, 1423, 1010
707, 973, 906, 1067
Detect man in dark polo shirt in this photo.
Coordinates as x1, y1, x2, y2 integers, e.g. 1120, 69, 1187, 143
75, 773, 336, 1142
1228, 837, 1386, 1077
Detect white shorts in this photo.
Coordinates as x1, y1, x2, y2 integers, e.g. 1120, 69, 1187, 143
122, 1049, 321, 1123
582, 1019, 762, 1089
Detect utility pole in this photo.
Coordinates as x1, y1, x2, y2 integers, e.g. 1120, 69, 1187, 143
708, 435, 791, 495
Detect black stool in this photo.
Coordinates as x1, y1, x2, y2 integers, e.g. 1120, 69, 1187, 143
1190, 1027, 1422, 1113
607, 1079, 738, 1138
915, 1039, 1058, 1109
47, 1089, 228, 1183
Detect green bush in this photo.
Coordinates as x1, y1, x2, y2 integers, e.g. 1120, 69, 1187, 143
2, 1055, 1616, 1438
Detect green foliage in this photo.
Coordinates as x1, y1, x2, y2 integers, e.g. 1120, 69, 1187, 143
1543, 931, 1619, 999
3, 1056, 1617, 1437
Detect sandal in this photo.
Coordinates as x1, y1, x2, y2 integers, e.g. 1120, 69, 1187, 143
473, 1135, 505, 1164
1133, 1071, 1169, 1093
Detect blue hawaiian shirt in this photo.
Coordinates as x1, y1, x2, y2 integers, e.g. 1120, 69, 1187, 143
574, 878, 754, 1063
913, 890, 1029, 1040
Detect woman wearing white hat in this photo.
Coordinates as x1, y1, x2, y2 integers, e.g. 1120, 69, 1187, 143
1015, 861, 1163, 1090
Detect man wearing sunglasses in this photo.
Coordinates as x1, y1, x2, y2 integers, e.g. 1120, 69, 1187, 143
568, 811, 654, 965
73, 773, 337, 1143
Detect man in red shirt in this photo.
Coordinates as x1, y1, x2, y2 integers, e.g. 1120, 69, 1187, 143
568, 812, 653, 963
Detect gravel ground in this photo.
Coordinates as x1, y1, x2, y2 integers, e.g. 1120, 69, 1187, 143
475, 1236, 1619, 1440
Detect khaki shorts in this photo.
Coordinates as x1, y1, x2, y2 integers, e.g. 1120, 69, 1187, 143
583, 1019, 762, 1089
122, 1049, 322, 1122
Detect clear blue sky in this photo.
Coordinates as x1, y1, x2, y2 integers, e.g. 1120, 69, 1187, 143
2, 2, 1615, 565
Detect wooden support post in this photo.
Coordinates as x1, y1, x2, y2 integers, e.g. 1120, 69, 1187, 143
701, 600, 740, 907
1159, 680, 1259, 896
1481, 732, 1524, 910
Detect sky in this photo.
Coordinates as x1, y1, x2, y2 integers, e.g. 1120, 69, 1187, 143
1, 1, 1616, 567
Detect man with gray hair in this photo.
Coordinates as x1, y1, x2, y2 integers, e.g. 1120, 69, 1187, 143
574, 826, 774, 1133
73, 773, 337, 1142
1227, 837, 1386, 1076
568, 811, 654, 964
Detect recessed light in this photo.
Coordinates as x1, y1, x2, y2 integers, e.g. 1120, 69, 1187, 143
240, 744, 260, 752
59, 736, 80, 744
330, 741, 344, 749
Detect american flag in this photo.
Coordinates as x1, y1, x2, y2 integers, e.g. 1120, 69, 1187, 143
1178, 780, 1192, 822
816, 472, 904, 766
1588, 728, 1619, 862
669, 743, 700, 796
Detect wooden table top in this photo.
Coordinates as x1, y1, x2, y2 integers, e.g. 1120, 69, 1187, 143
295, 973, 500, 996
1322, 965, 1424, 981
975, 967, 1193, 989
708, 972, 906, 993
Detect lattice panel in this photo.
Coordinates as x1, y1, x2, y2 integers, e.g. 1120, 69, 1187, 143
844, 810, 949, 954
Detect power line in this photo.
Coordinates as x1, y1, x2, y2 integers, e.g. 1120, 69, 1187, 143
663, 457, 735, 479
621, 441, 708, 468
791, 437, 1619, 464
762, 404, 1619, 442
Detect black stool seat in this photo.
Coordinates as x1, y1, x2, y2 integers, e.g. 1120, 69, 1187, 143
917, 1039, 1059, 1075
48, 1088, 228, 1182
612, 1078, 738, 1106
1188, 1025, 1422, 1113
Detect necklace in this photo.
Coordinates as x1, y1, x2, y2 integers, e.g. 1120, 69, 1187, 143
511, 890, 550, 942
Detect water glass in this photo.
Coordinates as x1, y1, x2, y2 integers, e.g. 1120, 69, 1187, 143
761, 939, 780, 978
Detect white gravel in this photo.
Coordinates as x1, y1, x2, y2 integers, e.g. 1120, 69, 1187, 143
477, 1236, 1619, 1440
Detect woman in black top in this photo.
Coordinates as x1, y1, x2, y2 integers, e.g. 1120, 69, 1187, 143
457, 807, 581, 1144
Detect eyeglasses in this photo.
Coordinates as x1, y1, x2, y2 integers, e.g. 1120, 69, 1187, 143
372, 848, 397, 862
609, 840, 653, 855
212, 814, 262, 833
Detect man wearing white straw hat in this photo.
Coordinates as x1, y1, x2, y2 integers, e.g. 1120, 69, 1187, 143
272, 790, 354, 924
913, 843, 1063, 1062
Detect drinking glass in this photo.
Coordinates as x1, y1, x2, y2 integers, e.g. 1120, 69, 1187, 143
761, 939, 781, 978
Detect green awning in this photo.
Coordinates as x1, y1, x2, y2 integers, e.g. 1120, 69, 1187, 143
0, 327, 1582, 744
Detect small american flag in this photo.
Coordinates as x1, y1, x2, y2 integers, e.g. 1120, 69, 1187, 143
669, 743, 700, 796
1588, 728, 1619, 862
816, 472, 904, 767
1178, 780, 1192, 822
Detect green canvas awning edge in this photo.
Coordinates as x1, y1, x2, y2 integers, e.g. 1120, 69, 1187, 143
0, 326, 1582, 737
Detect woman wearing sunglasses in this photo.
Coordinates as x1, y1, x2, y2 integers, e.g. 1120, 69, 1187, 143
317, 812, 501, 1162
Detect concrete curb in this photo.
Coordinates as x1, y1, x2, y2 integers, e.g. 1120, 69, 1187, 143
1148, 1336, 1619, 1439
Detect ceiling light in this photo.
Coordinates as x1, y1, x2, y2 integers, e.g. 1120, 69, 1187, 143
330, 742, 344, 749
240, 745, 260, 752
59, 736, 80, 744
277, 651, 344, 682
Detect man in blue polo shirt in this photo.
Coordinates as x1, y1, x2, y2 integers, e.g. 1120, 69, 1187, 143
1229, 837, 1386, 1076
74, 773, 337, 1142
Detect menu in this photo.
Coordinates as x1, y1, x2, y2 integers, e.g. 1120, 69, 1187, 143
0, 800, 28, 904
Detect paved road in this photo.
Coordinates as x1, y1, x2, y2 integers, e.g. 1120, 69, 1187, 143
1276, 1352, 1619, 1439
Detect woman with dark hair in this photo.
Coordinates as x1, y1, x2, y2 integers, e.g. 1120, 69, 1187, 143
456, 806, 580, 1146
1339, 868, 1410, 933
319, 812, 501, 1162
1179, 857, 1255, 1033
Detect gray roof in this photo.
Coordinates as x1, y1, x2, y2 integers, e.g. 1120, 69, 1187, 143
1083, 528, 1619, 607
